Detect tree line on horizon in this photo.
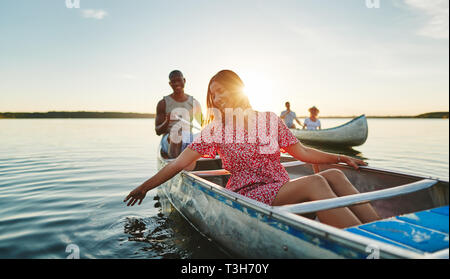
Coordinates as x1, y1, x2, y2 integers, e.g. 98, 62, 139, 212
0, 111, 155, 119
0, 111, 448, 119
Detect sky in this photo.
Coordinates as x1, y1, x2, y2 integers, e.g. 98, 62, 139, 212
0, 0, 448, 116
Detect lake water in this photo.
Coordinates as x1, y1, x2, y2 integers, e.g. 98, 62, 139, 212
0, 118, 448, 259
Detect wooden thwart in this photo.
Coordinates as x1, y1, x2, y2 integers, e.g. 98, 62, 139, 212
190, 161, 306, 177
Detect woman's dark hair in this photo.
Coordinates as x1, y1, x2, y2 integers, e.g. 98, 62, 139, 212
205, 70, 252, 125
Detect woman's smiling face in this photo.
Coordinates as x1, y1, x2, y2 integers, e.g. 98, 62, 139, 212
209, 81, 229, 109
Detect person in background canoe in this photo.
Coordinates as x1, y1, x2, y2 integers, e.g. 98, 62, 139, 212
280, 102, 304, 129
125, 70, 380, 229
155, 70, 203, 158
303, 106, 321, 130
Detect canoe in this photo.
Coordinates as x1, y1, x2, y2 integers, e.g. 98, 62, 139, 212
290, 115, 368, 147
156, 150, 449, 259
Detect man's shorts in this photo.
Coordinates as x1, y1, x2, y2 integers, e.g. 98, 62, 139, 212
160, 132, 195, 155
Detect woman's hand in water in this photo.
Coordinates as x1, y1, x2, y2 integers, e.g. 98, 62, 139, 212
124, 185, 147, 206
123, 148, 202, 207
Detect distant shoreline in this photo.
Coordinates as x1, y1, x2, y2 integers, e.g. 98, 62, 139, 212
0, 111, 448, 119
0, 111, 155, 119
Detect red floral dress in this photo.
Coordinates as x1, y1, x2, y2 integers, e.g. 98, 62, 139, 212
188, 111, 299, 205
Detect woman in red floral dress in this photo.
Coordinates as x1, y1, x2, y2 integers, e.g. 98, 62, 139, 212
125, 70, 380, 228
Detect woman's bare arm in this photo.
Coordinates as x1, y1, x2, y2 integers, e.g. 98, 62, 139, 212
284, 142, 366, 169
124, 148, 201, 206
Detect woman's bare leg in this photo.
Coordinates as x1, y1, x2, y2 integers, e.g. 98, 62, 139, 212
272, 174, 362, 229
317, 169, 380, 223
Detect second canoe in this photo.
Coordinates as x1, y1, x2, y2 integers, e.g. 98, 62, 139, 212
291, 114, 368, 147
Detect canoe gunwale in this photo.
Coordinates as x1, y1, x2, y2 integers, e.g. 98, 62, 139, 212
276, 178, 439, 214
302, 114, 367, 133
190, 160, 306, 177
179, 168, 426, 259
157, 149, 447, 258
425, 248, 449, 259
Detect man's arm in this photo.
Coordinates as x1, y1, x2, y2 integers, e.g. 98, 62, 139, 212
155, 99, 169, 136
302, 118, 307, 130
295, 117, 304, 128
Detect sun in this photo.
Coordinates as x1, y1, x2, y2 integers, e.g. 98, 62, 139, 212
241, 72, 276, 112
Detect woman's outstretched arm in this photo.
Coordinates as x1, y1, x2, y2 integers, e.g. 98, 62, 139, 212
124, 148, 202, 206
284, 142, 366, 170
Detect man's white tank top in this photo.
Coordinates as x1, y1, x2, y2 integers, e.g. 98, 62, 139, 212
163, 94, 195, 131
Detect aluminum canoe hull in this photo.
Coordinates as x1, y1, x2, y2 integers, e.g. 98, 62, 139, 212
291, 115, 368, 147
156, 153, 448, 259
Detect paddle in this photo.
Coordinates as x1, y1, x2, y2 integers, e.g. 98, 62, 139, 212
174, 115, 202, 131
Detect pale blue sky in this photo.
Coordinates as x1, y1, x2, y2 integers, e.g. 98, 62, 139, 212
0, 0, 448, 116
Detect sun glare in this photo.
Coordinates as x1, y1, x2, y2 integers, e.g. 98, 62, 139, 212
241, 72, 276, 112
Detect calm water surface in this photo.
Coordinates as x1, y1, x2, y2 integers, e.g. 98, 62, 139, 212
0, 118, 448, 258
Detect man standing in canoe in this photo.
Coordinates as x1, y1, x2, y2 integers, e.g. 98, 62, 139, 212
280, 102, 303, 129
155, 70, 203, 158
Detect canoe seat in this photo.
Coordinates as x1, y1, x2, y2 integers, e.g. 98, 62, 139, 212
345, 206, 449, 254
